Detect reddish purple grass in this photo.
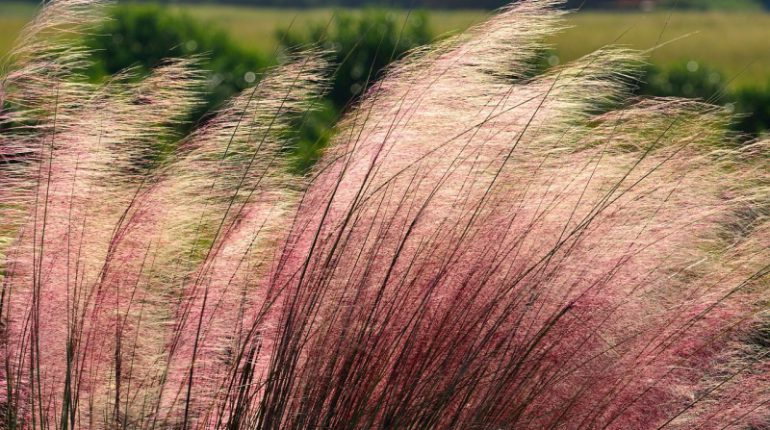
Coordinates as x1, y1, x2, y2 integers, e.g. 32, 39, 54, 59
1, 0, 769, 428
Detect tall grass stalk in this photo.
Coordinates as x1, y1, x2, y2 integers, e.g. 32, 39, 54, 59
1, 0, 769, 428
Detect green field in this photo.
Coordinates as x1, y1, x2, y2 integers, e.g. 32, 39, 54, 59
0, 3, 33, 57
553, 12, 770, 88
2, 3, 770, 88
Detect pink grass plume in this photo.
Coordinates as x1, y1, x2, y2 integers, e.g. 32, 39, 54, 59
0, 0, 769, 428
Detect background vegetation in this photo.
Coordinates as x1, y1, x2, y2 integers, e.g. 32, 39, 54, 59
2, 0, 770, 168
4, 0, 770, 9
5, 3, 770, 85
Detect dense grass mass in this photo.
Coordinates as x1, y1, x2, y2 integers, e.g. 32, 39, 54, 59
2, 0, 770, 428
2, 2, 770, 88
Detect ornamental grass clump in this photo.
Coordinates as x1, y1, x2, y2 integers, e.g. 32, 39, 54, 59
1, 0, 769, 429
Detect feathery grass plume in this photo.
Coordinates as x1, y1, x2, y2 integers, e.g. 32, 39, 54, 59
148, 55, 328, 428
1, 0, 770, 428
0, 55, 205, 429
263, 1, 770, 428
0, 0, 105, 132
0, 0, 106, 259
0, 0, 327, 426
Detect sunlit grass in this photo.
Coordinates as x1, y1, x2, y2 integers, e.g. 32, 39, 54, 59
2, 1, 769, 427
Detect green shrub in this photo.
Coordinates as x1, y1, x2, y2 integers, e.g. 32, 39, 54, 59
276, 9, 432, 173
278, 9, 432, 110
733, 84, 770, 137
639, 61, 726, 104
87, 4, 271, 116
639, 62, 770, 137
83, 7, 434, 172
288, 99, 339, 173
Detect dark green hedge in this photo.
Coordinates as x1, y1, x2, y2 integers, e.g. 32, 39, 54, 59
87, 4, 272, 116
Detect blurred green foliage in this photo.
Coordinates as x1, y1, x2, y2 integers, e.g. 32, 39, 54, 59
658, 0, 764, 11
288, 99, 339, 173
278, 9, 432, 109
6, 0, 769, 10
639, 61, 770, 136
86, 4, 271, 116
82, 6, 434, 172
72, 4, 770, 172
639, 61, 726, 103
277, 9, 432, 172
733, 84, 770, 137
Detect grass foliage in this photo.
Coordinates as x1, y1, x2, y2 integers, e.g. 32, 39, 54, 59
1, 0, 770, 429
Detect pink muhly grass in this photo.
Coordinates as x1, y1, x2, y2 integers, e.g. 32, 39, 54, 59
1, 0, 770, 428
